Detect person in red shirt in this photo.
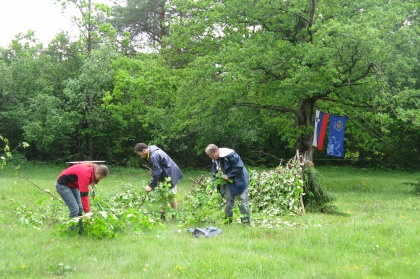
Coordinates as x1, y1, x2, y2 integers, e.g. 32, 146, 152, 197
56, 163, 109, 220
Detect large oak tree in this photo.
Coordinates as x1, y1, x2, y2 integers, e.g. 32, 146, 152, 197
161, 0, 418, 162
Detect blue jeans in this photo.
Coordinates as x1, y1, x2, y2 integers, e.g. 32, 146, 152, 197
56, 183, 83, 218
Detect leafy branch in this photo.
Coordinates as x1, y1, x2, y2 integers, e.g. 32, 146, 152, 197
0, 136, 29, 169
214, 170, 233, 188
18, 171, 65, 204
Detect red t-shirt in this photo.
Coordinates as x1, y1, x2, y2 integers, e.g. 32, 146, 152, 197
56, 164, 95, 212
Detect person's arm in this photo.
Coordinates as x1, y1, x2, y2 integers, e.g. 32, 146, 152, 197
78, 168, 92, 213
208, 161, 218, 195
210, 161, 218, 190
149, 156, 163, 189
224, 153, 244, 179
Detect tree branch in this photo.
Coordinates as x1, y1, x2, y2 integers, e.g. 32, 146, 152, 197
236, 102, 295, 113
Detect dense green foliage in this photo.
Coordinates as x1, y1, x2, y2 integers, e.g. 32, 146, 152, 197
0, 136, 10, 169
0, 0, 419, 169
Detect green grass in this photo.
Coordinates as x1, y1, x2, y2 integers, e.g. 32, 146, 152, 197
0, 164, 419, 278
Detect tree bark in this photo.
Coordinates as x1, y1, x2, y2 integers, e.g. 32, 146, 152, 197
295, 97, 316, 160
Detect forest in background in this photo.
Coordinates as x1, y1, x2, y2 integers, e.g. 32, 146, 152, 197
0, 0, 419, 170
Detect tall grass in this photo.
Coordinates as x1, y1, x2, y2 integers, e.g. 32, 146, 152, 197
0, 164, 419, 278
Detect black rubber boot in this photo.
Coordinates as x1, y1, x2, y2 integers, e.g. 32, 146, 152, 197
224, 216, 233, 225
241, 217, 250, 227
160, 211, 166, 221
78, 219, 84, 235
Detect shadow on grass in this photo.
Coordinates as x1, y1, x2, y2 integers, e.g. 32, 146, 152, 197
306, 205, 350, 217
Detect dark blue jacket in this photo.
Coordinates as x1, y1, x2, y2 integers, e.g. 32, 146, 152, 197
211, 148, 249, 196
148, 145, 183, 189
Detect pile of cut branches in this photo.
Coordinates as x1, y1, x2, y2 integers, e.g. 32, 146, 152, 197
249, 151, 335, 215
249, 153, 304, 217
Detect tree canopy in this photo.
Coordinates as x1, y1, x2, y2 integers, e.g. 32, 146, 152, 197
0, 0, 418, 169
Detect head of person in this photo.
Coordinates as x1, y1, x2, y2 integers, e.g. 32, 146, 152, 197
94, 164, 109, 184
205, 144, 219, 160
134, 143, 149, 158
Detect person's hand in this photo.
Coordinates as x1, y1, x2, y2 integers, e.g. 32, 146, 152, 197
84, 212, 94, 218
220, 174, 229, 181
146, 186, 153, 192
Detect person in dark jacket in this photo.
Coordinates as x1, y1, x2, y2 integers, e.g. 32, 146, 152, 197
135, 143, 183, 210
56, 163, 109, 232
205, 144, 250, 225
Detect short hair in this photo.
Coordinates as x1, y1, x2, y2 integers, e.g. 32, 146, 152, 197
134, 143, 148, 153
205, 144, 218, 155
96, 164, 109, 177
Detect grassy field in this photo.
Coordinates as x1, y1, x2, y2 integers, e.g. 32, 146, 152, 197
0, 163, 419, 278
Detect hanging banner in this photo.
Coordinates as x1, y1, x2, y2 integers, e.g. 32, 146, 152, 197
327, 115, 347, 157
313, 110, 329, 150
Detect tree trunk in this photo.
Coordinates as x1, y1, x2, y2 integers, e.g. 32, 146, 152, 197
294, 0, 317, 161
295, 97, 316, 161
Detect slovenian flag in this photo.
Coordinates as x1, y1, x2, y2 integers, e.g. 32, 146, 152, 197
327, 115, 347, 157
313, 110, 329, 150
